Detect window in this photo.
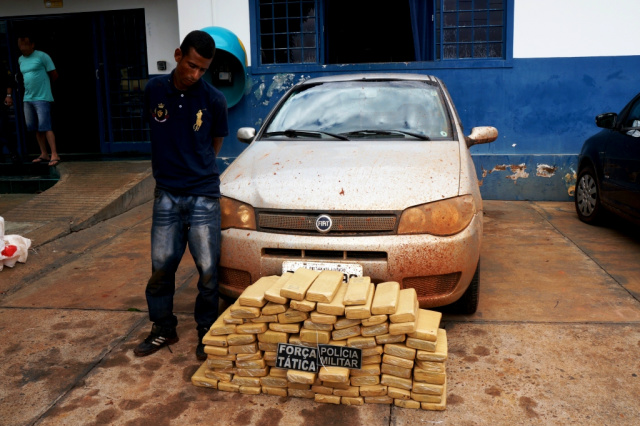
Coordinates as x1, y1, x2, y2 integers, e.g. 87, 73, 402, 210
255, 0, 507, 66
436, 0, 505, 60
258, 0, 318, 64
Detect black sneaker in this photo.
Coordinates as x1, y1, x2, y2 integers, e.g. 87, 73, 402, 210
196, 327, 209, 361
133, 324, 179, 357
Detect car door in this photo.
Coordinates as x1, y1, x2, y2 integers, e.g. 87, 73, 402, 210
603, 95, 640, 217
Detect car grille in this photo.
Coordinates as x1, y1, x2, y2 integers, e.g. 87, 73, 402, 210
402, 272, 461, 298
257, 211, 398, 235
263, 248, 387, 261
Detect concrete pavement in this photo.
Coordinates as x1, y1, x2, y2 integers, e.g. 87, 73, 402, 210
0, 162, 639, 425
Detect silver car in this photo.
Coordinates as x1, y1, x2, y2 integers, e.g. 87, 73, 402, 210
218, 73, 497, 314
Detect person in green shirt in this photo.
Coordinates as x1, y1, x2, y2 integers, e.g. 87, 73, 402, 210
17, 34, 60, 166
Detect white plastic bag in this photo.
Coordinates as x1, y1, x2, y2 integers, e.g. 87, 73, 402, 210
0, 216, 32, 271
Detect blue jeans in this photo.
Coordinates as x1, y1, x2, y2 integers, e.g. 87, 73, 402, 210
23, 101, 53, 132
146, 189, 221, 330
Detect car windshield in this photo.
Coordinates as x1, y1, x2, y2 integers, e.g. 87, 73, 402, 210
263, 80, 453, 140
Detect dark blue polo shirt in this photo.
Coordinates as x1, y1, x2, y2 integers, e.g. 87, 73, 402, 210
144, 71, 228, 197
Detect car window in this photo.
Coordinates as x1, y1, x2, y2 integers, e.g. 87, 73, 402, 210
623, 98, 640, 128
263, 81, 453, 140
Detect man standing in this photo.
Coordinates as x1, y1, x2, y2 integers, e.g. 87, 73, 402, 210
134, 30, 228, 360
17, 34, 60, 166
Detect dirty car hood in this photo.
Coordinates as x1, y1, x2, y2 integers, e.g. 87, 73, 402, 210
220, 141, 461, 211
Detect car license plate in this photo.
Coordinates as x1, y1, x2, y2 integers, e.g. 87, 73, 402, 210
282, 261, 363, 283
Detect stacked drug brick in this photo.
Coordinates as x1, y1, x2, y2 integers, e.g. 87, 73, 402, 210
191, 269, 448, 410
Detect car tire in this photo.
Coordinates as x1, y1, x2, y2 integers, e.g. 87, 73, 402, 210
575, 165, 604, 224
448, 260, 480, 315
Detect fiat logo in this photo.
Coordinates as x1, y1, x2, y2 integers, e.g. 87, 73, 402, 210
315, 214, 333, 233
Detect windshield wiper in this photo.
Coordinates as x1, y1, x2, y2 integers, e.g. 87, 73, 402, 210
264, 129, 350, 141
344, 129, 430, 140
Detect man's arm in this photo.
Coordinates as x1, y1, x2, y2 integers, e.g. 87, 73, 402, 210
48, 69, 58, 83
213, 137, 224, 156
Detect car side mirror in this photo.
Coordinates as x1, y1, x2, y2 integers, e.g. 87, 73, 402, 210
466, 126, 498, 147
595, 113, 617, 129
237, 127, 256, 144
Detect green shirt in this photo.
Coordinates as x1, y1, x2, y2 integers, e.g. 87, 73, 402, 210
18, 50, 56, 102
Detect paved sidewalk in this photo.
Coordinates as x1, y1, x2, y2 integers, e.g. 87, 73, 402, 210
1, 161, 153, 247
0, 164, 639, 426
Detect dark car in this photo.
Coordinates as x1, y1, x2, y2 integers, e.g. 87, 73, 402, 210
575, 93, 640, 225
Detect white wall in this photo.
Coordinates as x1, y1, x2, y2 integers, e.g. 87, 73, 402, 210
514, 0, 640, 58
176, 0, 251, 66
0, 0, 180, 75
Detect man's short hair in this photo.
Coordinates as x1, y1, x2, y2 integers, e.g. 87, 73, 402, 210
180, 30, 216, 59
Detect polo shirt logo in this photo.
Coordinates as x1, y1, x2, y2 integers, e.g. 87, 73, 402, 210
193, 109, 205, 131
153, 103, 169, 122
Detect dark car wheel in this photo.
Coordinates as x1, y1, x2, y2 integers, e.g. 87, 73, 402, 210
575, 166, 604, 224
447, 260, 479, 315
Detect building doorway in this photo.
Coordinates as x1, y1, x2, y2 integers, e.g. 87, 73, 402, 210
3, 9, 149, 159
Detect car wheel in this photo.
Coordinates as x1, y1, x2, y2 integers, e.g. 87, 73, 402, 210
575, 166, 603, 224
448, 260, 480, 315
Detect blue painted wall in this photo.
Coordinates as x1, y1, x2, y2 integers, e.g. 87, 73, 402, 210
218, 55, 640, 201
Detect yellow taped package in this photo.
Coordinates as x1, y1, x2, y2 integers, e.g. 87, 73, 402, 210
191, 363, 218, 389
304, 320, 333, 331
384, 343, 416, 360
315, 394, 341, 404
262, 301, 287, 315
359, 384, 387, 397
262, 386, 288, 396
361, 322, 389, 337
258, 330, 289, 344
341, 397, 364, 406
389, 320, 417, 335
388, 386, 411, 400
346, 336, 376, 349
365, 396, 394, 404
238, 275, 280, 307
318, 366, 350, 383
383, 354, 415, 369
226, 333, 256, 346
290, 299, 316, 312
278, 308, 309, 324
351, 375, 380, 386
334, 386, 359, 398
344, 282, 374, 319
331, 324, 361, 341
300, 328, 331, 344
306, 270, 343, 303
381, 363, 412, 379
414, 368, 446, 385
269, 322, 301, 333
316, 283, 347, 316
287, 370, 317, 384
264, 273, 292, 304
416, 329, 448, 361
361, 314, 387, 327
406, 337, 436, 352
389, 288, 418, 323
371, 281, 400, 315
395, 398, 420, 409
407, 309, 441, 342
343, 276, 371, 306
375, 333, 405, 345
280, 268, 321, 300
380, 374, 412, 391
310, 311, 338, 324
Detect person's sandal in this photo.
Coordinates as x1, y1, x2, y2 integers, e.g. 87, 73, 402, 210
32, 156, 50, 163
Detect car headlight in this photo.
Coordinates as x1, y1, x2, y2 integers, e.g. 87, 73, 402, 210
397, 195, 477, 236
221, 196, 256, 230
